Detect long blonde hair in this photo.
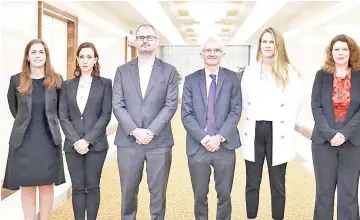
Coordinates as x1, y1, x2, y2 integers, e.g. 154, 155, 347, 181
18, 39, 62, 95
256, 27, 291, 89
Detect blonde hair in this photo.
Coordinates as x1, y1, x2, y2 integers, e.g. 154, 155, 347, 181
256, 27, 291, 89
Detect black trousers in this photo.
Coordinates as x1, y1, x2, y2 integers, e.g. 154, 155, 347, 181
245, 121, 287, 220
312, 141, 360, 220
65, 150, 107, 220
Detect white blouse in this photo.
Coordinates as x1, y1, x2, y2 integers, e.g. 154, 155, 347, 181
253, 71, 282, 121
76, 76, 93, 114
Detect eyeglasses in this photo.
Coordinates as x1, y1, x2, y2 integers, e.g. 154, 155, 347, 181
202, 48, 223, 54
136, 35, 157, 41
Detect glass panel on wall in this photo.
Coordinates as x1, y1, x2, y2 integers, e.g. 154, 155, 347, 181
161, 45, 250, 95
42, 14, 67, 80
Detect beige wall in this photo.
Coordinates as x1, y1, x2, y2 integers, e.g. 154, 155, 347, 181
0, 1, 39, 182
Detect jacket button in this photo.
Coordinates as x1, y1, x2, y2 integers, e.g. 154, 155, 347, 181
81, 117, 83, 120
281, 135, 284, 139
248, 102, 250, 105
245, 133, 247, 136
246, 117, 249, 120
280, 104, 284, 107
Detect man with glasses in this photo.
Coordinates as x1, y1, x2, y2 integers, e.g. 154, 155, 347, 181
112, 24, 178, 220
181, 36, 242, 220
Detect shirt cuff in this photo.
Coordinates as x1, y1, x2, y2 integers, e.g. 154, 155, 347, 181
201, 134, 211, 144
216, 134, 226, 142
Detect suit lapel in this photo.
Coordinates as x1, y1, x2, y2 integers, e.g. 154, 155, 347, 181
323, 73, 336, 123
26, 93, 32, 112
344, 71, 359, 122
130, 58, 143, 100
198, 69, 207, 108
82, 77, 100, 115
144, 58, 161, 99
70, 77, 82, 116
215, 67, 225, 101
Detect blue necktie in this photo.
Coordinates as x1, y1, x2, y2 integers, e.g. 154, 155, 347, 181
207, 74, 217, 135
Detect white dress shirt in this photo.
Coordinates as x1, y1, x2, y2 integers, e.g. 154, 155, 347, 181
130, 58, 155, 137
76, 76, 93, 114
138, 59, 155, 98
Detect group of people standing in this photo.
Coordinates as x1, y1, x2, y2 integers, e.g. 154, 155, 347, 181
2, 23, 360, 220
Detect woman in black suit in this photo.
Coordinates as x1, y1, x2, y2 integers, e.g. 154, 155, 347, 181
311, 34, 360, 220
59, 42, 112, 220
3, 39, 65, 220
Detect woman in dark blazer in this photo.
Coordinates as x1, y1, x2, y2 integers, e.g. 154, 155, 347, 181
3, 39, 64, 220
59, 42, 112, 220
311, 34, 360, 220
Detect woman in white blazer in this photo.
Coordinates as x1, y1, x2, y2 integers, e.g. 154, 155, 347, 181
240, 27, 302, 220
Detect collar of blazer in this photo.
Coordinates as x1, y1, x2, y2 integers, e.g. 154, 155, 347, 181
70, 76, 101, 116
130, 57, 162, 100
198, 66, 227, 107
322, 69, 360, 123
245, 62, 300, 88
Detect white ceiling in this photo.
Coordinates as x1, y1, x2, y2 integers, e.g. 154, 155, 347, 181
77, 1, 360, 46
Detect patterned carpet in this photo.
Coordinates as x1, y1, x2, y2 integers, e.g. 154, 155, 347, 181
51, 111, 316, 220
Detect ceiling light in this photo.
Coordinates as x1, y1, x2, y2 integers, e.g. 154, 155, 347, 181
126, 0, 185, 44
230, 0, 286, 44
188, 2, 230, 24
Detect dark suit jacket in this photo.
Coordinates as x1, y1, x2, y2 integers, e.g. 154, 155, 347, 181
181, 67, 242, 156
311, 70, 360, 146
59, 76, 112, 152
112, 57, 178, 148
7, 73, 62, 148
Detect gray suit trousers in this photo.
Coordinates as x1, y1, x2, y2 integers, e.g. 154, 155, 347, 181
188, 146, 236, 220
312, 141, 360, 220
117, 146, 172, 220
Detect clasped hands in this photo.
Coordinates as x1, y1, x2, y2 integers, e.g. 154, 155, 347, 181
330, 132, 345, 147
132, 128, 155, 145
74, 139, 89, 155
201, 134, 222, 152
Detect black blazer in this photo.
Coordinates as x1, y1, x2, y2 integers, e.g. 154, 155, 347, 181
311, 70, 360, 146
59, 76, 112, 152
7, 73, 62, 148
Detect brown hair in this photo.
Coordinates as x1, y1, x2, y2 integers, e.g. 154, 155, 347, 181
74, 42, 100, 77
256, 27, 291, 89
321, 34, 360, 74
18, 39, 62, 95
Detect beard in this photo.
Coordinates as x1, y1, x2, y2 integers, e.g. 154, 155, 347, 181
138, 43, 155, 54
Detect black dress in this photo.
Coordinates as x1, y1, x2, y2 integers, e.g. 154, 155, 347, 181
3, 78, 65, 190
